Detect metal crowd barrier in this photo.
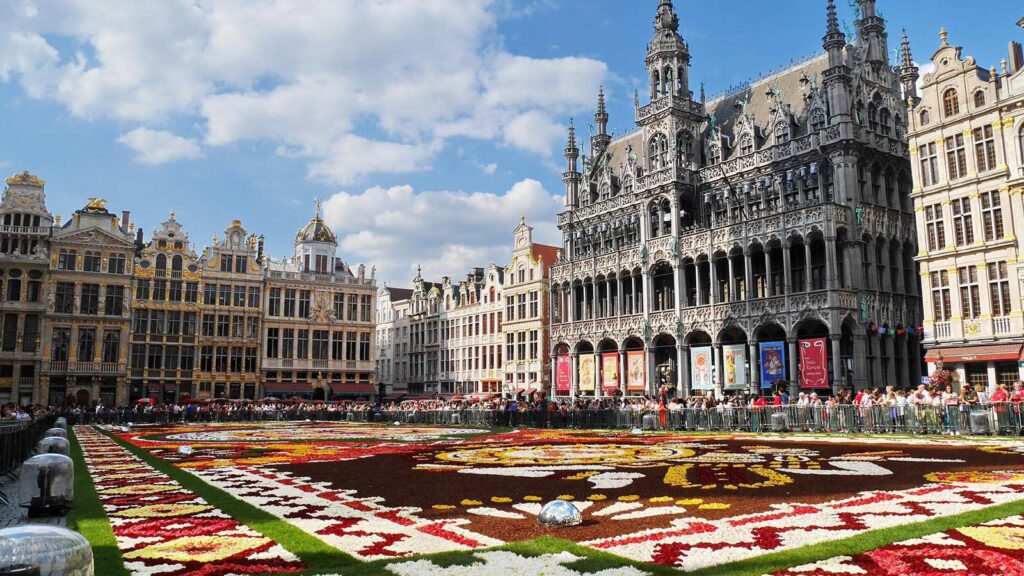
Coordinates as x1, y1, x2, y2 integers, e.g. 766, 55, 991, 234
0, 416, 55, 477
77, 403, 1024, 436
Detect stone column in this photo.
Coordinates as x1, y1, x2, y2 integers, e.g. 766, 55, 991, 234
679, 344, 690, 397
788, 337, 799, 388
673, 264, 683, 313
804, 241, 813, 292
675, 344, 685, 397
549, 357, 556, 399
765, 250, 774, 297
709, 259, 718, 305
825, 235, 838, 290
748, 341, 760, 395
782, 241, 792, 294
619, 349, 627, 395
570, 353, 578, 397
744, 249, 753, 300
713, 344, 723, 399
852, 332, 867, 390
727, 256, 736, 303
645, 346, 655, 396
830, 334, 842, 394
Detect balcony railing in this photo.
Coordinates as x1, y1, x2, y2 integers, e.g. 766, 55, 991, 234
44, 361, 123, 374
934, 322, 952, 339
993, 316, 1013, 336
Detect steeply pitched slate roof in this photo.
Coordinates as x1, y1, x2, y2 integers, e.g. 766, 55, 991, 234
385, 287, 413, 301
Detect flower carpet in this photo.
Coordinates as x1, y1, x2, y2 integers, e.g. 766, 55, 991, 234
75, 425, 304, 575
78, 421, 1024, 575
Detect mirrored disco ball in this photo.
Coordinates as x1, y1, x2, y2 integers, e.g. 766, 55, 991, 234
393, 421, 401, 426
43, 428, 66, 439
538, 500, 583, 527
126, 422, 133, 428
631, 427, 643, 435
120, 427, 131, 433
177, 446, 194, 457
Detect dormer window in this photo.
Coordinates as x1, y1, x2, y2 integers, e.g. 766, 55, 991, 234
810, 110, 826, 131
943, 88, 959, 117
919, 109, 930, 126
708, 144, 721, 165
973, 90, 986, 108
739, 134, 754, 155
775, 122, 790, 144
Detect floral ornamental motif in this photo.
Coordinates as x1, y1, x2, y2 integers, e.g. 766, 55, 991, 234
76, 426, 303, 575
434, 444, 696, 467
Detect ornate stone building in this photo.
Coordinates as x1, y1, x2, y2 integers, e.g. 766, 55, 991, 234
0, 172, 53, 404
503, 218, 558, 396
42, 199, 135, 405
439, 265, 504, 397
262, 204, 376, 400
129, 212, 201, 403
550, 0, 922, 397
405, 269, 443, 397
376, 285, 413, 399
196, 220, 263, 400
909, 25, 1024, 389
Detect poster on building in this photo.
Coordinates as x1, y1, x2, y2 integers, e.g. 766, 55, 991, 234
690, 346, 714, 390
759, 341, 787, 389
799, 337, 829, 389
578, 354, 595, 392
722, 344, 747, 390
626, 351, 646, 391
555, 355, 571, 393
601, 353, 619, 392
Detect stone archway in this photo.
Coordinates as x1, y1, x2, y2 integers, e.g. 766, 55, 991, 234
312, 386, 326, 401
75, 388, 90, 406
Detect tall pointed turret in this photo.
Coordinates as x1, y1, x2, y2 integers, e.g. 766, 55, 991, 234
899, 30, 920, 105
592, 87, 611, 158
857, 0, 889, 63
563, 121, 580, 210
646, 0, 690, 102
822, 0, 853, 123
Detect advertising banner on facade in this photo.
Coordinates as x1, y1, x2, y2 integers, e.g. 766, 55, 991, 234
690, 346, 714, 390
759, 341, 787, 389
626, 351, 646, 391
601, 353, 619, 392
578, 354, 596, 392
799, 337, 829, 389
555, 355, 571, 393
722, 344, 747, 391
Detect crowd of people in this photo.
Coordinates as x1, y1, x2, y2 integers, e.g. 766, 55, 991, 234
4, 379, 1024, 435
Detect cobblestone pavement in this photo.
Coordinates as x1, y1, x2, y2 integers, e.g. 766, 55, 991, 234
0, 468, 68, 529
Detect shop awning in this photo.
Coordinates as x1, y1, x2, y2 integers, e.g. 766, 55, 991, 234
383, 392, 407, 401
925, 344, 1024, 364
263, 382, 312, 394
467, 392, 498, 400
332, 384, 377, 396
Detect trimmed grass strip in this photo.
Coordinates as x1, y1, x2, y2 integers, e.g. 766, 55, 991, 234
97, 426, 359, 575
67, 427, 130, 576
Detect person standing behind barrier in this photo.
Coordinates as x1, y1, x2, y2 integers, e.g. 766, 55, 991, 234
960, 385, 977, 431
991, 383, 1009, 434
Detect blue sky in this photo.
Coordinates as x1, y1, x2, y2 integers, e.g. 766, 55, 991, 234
0, 0, 1020, 286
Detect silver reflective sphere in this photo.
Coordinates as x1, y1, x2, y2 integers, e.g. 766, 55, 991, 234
120, 426, 131, 433
43, 428, 67, 439
538, 500, 583, 527
393, 421, 402, 426
631, 427, 643, 435
177, 446, 194, 456
126, 422, 133, 428
53, 419, 67, 431
0, 525, 93, 576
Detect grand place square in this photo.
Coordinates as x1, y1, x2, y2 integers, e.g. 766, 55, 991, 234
2, 2, 1024, 575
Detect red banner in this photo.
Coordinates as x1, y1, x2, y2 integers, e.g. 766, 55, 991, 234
555, 355, 571, 393
601, 353, 620, 392
799, 337, 829, 389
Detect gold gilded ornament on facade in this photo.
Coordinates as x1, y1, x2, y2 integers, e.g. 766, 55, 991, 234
5, 171, 45, 187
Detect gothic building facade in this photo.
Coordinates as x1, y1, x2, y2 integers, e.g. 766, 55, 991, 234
550, 0, 923, 398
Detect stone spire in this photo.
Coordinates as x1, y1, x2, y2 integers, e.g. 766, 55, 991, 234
563, 120, 580, 209
939, 27, 948, 47
592, 87, 611, 157
899, 30, 920, 105
823, 0, 846, 65
646, 0, 690, 101
857, 0, 889, 63
654, 0, 679, 33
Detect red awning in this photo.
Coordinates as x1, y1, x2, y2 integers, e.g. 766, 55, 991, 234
384, 393, 407, 400
333, 384, 377, 395
263, 382, 312, 394
925, 344, 1024, 364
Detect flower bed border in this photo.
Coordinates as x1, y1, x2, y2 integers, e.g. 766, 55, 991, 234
102, 425, 1024, 576
67, 426, 130, 576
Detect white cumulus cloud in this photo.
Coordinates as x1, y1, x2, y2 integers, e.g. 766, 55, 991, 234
322, 178, 563, 285
0, 0, 608, 183
117, 128, 201, 165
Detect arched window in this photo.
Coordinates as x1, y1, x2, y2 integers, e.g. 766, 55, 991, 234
878, 108, 891, 136
708, 143, 721, 165
623, 177, 634, 196
943, 88, 959, 117
810, 110, 826, 131
1019, 127, 1024, 164
739, 134, 754, 155
652, 70, 661, 98
171, 255, 183, 271
973, 90, 986, 108
775, 121, 790, 144
675, 130, 693, 166
677, 66, 685, 93
868, 102, 878, 131
648, 133, 668, 171
919, 109, 930, 126
155, 253, 167, 270
663, 67, 673, 96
